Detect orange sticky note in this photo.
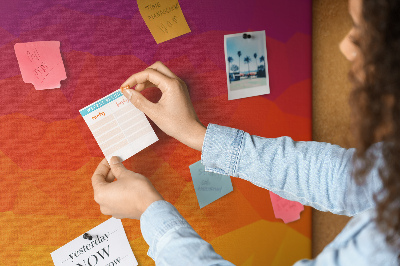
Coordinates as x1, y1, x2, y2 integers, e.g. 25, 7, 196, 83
14, 41, 67, 90
137, 0, 191, 44
269, 191, 304, 224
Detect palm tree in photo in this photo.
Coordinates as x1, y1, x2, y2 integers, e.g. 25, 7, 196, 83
253, 53, 258, 74
237, 51, 242, 77
244, 56, 251, 78
227, 56, 234, 73
260, 55, 266, 76
231, 64, 239, 73
227, 56, 234, 83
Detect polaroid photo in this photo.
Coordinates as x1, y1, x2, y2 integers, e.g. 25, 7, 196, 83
224, 30, 270, 100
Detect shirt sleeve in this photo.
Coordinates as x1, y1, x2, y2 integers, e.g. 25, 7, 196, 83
140, 200, 235, 266
201, 124, 383, 216
292, 210, 399, 266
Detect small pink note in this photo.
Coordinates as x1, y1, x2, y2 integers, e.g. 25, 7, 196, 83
269, 191, 304, 224
14, 41, 67, 90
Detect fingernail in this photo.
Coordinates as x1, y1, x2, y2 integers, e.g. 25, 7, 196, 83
110, 156, 122, 165
120, 85, 129, 92
124, 89, 133, 100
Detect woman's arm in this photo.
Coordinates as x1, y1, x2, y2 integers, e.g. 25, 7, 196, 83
91, 158, 234, 265
119, 62, 382, 217
141, 201, 235, 265
202, 124, 382, 216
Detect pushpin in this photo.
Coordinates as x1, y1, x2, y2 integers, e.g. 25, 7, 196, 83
243, 33, 252, 39
83, 233, 98, 241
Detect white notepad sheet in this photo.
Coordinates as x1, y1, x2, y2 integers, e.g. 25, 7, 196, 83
79, 89, 158, 162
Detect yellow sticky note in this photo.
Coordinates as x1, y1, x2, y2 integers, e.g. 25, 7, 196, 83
137, 0, 191, 44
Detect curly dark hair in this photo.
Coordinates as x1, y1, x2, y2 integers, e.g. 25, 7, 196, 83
349, 0, 400, 254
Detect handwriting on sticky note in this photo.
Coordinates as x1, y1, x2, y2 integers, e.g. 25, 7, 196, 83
51, 218, 138, 266
79, 89, 158, 162
14, 41, 67, 90
137, 0, 191, 44
189, 161, 233, 208
269, 191, 304, 224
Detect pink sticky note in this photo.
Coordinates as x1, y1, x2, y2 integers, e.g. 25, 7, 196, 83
14, 41, 67, 90
269, 191, 304, 224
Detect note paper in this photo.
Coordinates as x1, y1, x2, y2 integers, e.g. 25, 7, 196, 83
14, 41, 67, 90
137, 0, 191, 44
51, 218, 137, 266
79, 89, 158, 162
269, 191, 304, 223
189, 161, 233, 208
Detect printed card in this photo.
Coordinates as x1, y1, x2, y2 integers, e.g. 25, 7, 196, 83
79, 90, 158, 162
14, 41, 67, 90
189, 161, 233, 208
51, 218, 138, 266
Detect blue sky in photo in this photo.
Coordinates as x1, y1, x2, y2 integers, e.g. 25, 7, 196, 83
226, 34, 266, 73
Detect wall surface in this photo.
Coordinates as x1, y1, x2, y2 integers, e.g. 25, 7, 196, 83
312, 0, 353, 257
0, 1, 313, 264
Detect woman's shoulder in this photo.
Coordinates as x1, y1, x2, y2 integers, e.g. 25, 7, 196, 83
322, 209, 399, 265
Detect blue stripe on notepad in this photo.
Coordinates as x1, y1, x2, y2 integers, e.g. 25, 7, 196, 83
79, 90, 123, 116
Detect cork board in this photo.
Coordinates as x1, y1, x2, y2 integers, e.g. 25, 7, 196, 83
312, 0, 353, 257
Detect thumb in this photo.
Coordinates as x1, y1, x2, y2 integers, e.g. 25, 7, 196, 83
122, 88, 155, 116
109, 156, 127, 177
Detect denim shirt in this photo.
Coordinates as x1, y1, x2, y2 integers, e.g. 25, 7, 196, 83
140, 124, 399, 265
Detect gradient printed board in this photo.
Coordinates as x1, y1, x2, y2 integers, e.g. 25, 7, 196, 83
0, 0, 312, 265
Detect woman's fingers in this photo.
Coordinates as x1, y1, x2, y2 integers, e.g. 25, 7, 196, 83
121, 88, 158, 118
135, 81, 155, 92
121, 62, 182, 93
120, 68, 174, 93
147, 61, 179, 80
105, 169, 116, 183
91, 158, 110, 189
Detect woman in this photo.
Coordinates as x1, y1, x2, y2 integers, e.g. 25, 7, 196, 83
91, 0, 400, 264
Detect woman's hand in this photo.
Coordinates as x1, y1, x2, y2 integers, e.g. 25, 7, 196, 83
91, 157, 164, 219
120, 61, 206, 151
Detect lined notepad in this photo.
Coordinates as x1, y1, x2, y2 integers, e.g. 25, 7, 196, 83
80, 90, 158, 162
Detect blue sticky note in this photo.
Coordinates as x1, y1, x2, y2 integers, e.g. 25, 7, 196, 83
189, 161, 233, 208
